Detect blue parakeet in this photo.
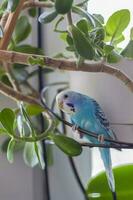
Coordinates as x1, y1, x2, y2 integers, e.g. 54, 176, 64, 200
56, 90, 118, 197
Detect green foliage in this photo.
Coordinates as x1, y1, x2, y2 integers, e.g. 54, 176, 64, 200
121, 40, 133, 59
28, 8, 37, 18
7, 139, 16, 163
25, 104, 44, 116
23, 142, 39, 167
105, 9, 130, 44
70, 25, 95, 59
55, 0, 73, 14
0, 108, 15, 135
38, 10, 58, 24
13, 16, 32, 44
87, 164, 133, 199
72, 6, 95, 29
23, 142, 45, 169
7, 0, 19, 12
52, 134, 82, 156
76, 18, 89, 35
107, 50, 121, 63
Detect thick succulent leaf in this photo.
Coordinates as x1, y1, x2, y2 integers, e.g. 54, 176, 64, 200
72, 6, 95, 29
34, 142, 45, 169
130, 27, 133, 41
107, 50, 121, 63
106, 9, 130, 42
70, 25, 95, 59
0, 108, 15, 135
103, 45, 114, 56
12, 67, 28, 83
93, 14, 104, 24
7, 139, 16, 163
76, 18, 89, 35
23, 142, 38, 168
14, 16, 31, 44
13, 44, 43, 55
26, 104, 44, 116
121, 40, 133, 59
38, 10, 58, 24
55, 0, 73, 14
52, 135, 82, 156
28, 8, 37, 17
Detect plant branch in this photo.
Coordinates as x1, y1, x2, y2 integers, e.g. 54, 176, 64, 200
0, 50, 132, 93
23, 1, 54, 9
0, 0, 26, 50
0, 12, 9, 29
0, 81, 39, 104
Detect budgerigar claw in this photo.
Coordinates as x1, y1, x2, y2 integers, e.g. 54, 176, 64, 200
98, 134, 104, 143
71, 125, 84, 138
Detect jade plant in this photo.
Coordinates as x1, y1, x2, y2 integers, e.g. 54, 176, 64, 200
0, 0, 132, 198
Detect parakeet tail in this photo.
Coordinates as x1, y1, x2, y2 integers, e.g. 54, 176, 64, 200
99, 148, 116, 194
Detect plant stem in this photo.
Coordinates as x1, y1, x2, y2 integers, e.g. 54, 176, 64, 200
67, 11, 73, 26
0, 0, 26, 49
0, 50, 132, 93
23, 1, 54, 9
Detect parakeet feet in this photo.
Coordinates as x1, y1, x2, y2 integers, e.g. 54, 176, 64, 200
71, 125, 84, 138
98, 134, 104, 143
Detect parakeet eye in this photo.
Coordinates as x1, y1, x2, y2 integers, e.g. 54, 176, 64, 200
64, 94, 68, 99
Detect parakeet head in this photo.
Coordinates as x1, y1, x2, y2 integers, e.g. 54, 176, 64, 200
56, 90, 84, 115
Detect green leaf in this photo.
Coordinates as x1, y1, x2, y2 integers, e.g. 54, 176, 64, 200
13, 44, 43, 55
14, 16, 31, 44
1, 137, 24, 152
7, 139, 16, 163
107, 50, 121, 63
87, 164, 133, 200
70, 25, 95, 60
12, 67, 28, 83
121, 40, 133, 59
113, 34, 125, 45
0, 108, 15, 135
38, 10, 58, 24
76, 18, 89, 35
7, 0, 19, 12
106, 9, 130, 42
92, 14, 104, 24
0, 25, 4, 38
23, 142, 38, 167
34, 142, 45, 169
72, 6, 95, 29
52, 135, 82, 156
26, 104, 44, 116
28, 8, 37, 17
55, 0, 73, 14
130, 27, 133, 41
103, 45, 114, 56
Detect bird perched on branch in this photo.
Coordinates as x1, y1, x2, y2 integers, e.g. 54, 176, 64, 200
56, 90, 118, 199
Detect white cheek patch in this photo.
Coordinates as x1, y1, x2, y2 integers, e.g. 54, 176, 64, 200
62, 103, 74, 115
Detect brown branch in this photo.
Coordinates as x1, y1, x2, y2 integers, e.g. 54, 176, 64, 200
23, 1, 54, 9
0, 12, 9, 29
0, 0, 26, 50
0, 81, 39, 105
0, 50, 133, 93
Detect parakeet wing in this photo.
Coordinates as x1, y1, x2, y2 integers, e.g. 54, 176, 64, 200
92, 99, 117, 140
